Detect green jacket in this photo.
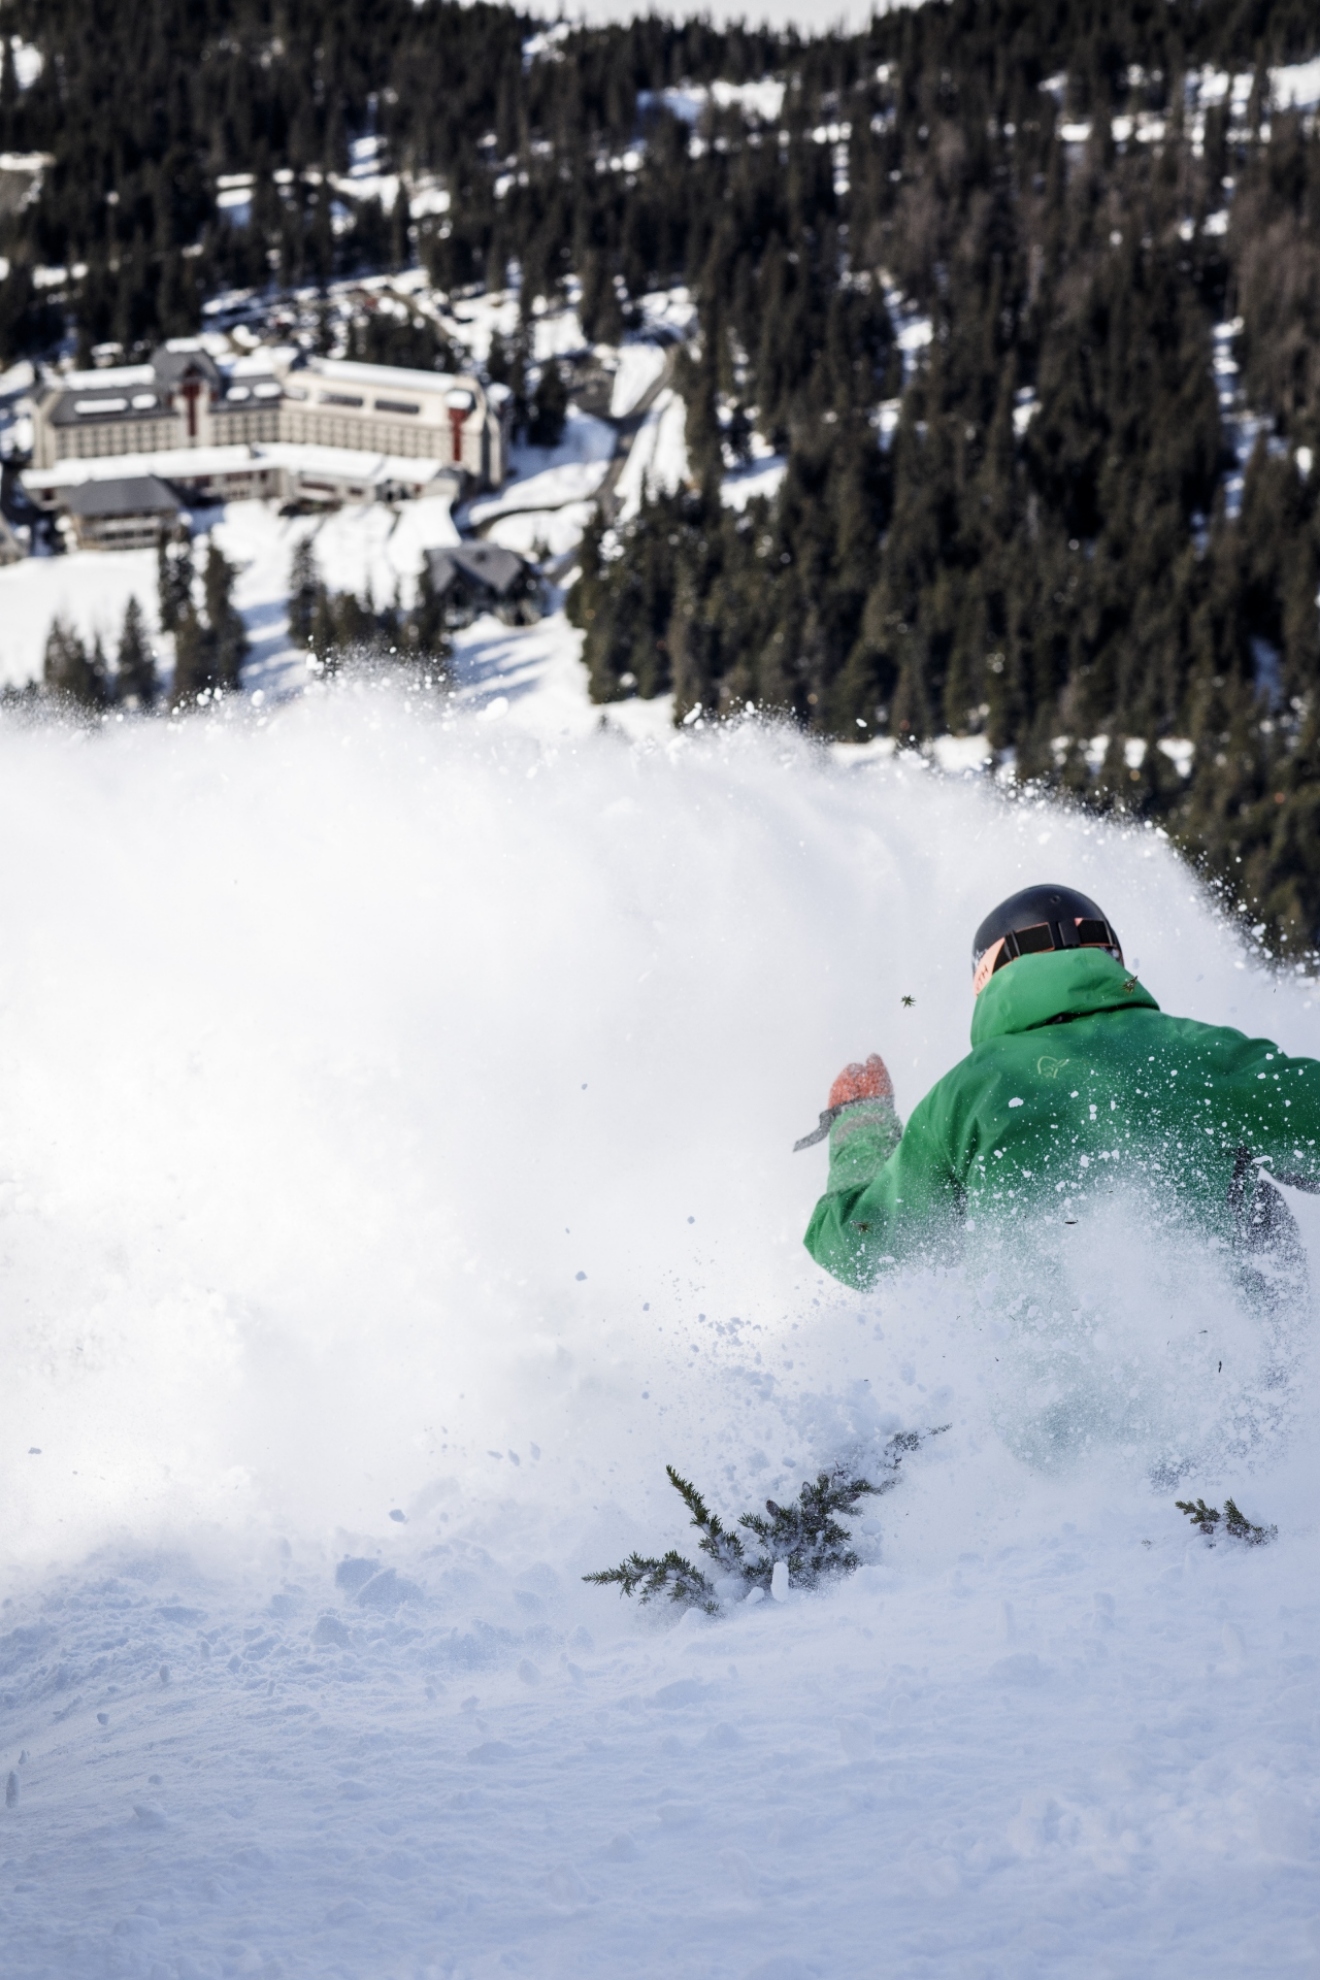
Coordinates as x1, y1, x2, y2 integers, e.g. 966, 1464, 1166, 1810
805, 949, 1320, 1287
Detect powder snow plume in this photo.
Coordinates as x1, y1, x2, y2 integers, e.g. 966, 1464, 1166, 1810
1, 681, 1318, 1977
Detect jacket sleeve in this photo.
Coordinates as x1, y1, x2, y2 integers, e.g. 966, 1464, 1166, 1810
1210, 1032, 1320, 1186
803, 1093, 962, 1287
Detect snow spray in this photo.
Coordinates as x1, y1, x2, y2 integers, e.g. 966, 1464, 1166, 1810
0, 683, 1314, 1582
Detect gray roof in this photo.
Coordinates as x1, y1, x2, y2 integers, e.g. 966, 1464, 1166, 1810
425, 544, 531, 597
47, 387, 162, 428
63, 475, 181, 519
43, 346, 223, 427
152, 344, 222, 393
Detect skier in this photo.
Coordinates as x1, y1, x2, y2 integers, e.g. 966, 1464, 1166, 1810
800, 883, 1320, 1291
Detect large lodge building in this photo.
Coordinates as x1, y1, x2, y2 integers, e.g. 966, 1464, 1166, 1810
31, 341, 512, 489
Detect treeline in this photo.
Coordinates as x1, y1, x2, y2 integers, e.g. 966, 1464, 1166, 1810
43, 598, 158, 712
286, 537, 450, 673
7, 0, 1320, 946
43, 532, 451, 712
560, 8, 1320, 957
42, 537, 248, 712
3, 0, 1319, 358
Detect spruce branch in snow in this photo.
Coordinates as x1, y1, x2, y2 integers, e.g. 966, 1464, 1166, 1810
1176, 1497, 1275, 1545
583, 1547, 720, 1614
739, 1466, 881, 1584
585, 1431, 946, 1614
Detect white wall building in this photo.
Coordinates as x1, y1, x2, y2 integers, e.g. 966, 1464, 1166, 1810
31, 342, 512, 491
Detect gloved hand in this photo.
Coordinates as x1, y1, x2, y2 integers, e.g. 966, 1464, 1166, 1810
794, 1054, 894, 1150
828, 1054, 893, 1110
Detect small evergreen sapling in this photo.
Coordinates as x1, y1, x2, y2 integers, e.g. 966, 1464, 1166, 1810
1176, 1497, 1275, 1545
585, 1432, 942, 1614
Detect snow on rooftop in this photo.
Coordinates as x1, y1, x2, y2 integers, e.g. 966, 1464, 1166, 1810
308, 354, 471, 398
24, 440, 452, 496
261, 440, 449, 484
226, 345, 299, 379
54, 364, 156, 393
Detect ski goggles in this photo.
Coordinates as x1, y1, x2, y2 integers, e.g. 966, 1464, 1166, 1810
972, 916, 1122, 996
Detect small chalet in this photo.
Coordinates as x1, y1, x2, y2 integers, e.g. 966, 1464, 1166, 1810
424, 545, 543, 627
61, 474, 181, 550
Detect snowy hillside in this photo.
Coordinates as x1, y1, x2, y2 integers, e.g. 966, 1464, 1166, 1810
0, 643, 1318, 1976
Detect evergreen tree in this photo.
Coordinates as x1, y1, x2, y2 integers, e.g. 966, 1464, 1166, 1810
412, 561, 449, 661
528, 359, 568, 448
157, 534, 194, 634
170, 606, 215, 707
287, 536, 320, 650
203, 540, 248, 692
116, 596, 156, 709
43, 617, 108, 710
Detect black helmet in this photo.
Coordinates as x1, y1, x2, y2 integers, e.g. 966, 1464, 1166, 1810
972, 883, 1122, 990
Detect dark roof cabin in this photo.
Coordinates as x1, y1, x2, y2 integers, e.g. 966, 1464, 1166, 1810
423, 544, 542, 627
60, 474, 181, 550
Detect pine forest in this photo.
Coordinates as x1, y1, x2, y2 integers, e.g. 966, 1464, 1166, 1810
2, 0, 1320, 952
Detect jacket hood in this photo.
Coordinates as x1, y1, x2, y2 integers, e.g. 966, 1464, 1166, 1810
969, 948, 1159, 1048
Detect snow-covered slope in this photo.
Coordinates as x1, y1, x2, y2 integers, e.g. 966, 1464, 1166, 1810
1, 652, 1318, 1976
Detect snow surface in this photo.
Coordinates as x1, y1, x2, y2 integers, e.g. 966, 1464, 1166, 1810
1, 612, 1319, 1973
721, 451, 788, 511
8, 38, 42, 91
609, 342, 668, 420
1271, 56, 1320, 113
484, 500, 598, 558
639, 79, 787, 126
514, 0, 915, 26
465, 411, 616, 542
1187, 59, 1320, 116
614, 387, 690, 518
0, 546, 166, 684
0, 497, 461, 694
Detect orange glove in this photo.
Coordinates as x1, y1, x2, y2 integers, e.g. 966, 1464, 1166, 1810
828, 1054, 893, 1110
794, 1054, 893, 1150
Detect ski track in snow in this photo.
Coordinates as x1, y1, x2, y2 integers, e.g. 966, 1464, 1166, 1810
0, 615, 1318, 1974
